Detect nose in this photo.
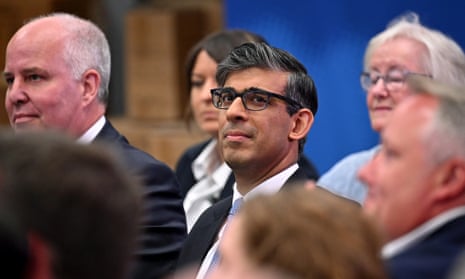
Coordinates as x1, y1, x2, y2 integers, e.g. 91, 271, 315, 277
204, 80, 217, 100
367, 78, 389, 98
6, 79, 28, 107
225, 96, 248, 122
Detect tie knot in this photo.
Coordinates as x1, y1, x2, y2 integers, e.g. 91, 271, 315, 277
229, 198, 243, 216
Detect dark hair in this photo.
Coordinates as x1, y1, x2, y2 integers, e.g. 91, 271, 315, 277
216, 42, 318, 154
0, 131, 141, 279
184, 30, 267, 125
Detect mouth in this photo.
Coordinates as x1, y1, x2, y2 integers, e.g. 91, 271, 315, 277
13, 113, 38, 124
223, 129, 252, 142
372, 105, 392, 112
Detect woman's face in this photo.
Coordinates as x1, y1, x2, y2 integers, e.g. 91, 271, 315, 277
190, 50, 220, 137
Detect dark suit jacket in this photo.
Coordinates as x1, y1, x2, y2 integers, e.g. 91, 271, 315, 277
386, 215, 465, 279
175, 139, 319, 201
95, 121, 187, 279
176, 167, 308, 272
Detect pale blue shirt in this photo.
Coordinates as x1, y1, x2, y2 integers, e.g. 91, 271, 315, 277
317, 145, 380, 204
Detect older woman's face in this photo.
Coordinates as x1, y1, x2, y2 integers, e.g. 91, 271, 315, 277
190, 50, 220, 137
365, 37, 428, 132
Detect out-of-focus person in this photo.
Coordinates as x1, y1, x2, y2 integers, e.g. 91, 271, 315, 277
358, 76, 465, 279
317, 12, 465, 204
0, 130, 142, 279
209, 187, 387, 279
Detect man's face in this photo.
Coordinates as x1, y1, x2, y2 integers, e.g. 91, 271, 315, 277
218, 68, 297, 178
358, 95, 438, 241
366, 37, 429, 132
4, 20, 84, 137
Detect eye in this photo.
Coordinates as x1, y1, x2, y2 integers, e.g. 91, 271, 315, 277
4, 76, 14, 85
221, 92, 236, 103
26, 74, 42, 82
246, 92, 266, 104
191, 79, 204, 88
386, 70, 406, 83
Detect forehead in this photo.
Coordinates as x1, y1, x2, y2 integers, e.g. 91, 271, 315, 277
5, 21, 68, 72
369, 37, 428, 71
192, 50, 217, 72
224, 68, 288, 94
382, 95, 437, 145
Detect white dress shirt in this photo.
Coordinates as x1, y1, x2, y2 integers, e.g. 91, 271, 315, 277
76, 115, 106, 144
183, 139, 232, 232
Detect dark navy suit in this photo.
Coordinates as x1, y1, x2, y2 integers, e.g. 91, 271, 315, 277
176, 167, 308, 272
95, 121, 187, 279
386, 215, 465, 279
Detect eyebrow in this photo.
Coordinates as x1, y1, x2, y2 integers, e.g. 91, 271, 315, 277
3, 67, 48, 77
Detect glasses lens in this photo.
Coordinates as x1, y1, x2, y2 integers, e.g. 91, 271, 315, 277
385, 70, 406, 91
212, 88, 236, 109
244, 91, 269, 111
360, 73, 372, 91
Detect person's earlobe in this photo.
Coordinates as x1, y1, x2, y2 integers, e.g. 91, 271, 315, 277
434, 159, 465, 202
289, 109, 314, 141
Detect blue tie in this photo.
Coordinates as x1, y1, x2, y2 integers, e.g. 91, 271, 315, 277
207, 198, 243, 272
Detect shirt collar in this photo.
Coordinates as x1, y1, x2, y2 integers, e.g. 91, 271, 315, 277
232, 163, 299, 203
382, 206, 465, 258
76, 116, 106, 144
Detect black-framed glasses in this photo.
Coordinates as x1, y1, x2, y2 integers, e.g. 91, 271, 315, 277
210, 87, 303, 111
360, 69, 431, 92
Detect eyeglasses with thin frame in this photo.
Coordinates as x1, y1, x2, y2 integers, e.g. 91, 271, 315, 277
360, 69, 431, 92
210, 87, 303, 111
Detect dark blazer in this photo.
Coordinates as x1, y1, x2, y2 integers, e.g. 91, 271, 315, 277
386, 215, 465, 279
175, 139, 319, 201
176, 167, 308, 272
95, 121, 187, 279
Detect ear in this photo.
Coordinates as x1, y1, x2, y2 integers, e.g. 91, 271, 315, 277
25, 232, 55, 279
289, 108, 314, 141
81, 69, 100, 106
433, 158, 465, 202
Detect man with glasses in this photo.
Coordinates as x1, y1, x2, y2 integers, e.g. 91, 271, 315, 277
317, 12, 465, 204
176, 42, 318, 278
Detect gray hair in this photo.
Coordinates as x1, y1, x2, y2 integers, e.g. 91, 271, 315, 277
28, 13, 111, 105
216, 42, 318, 155
364, 12, 465, 87
408, 75, 465, 164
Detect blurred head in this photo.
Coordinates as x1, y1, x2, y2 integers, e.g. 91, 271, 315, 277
4, 12, 111, 137
184, 30, 266, 136
210, 187, 386, 279
0, 131, 141, 279
359, 77, 465, 242
215, 42, 317, 180
362, 12, 465, 132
